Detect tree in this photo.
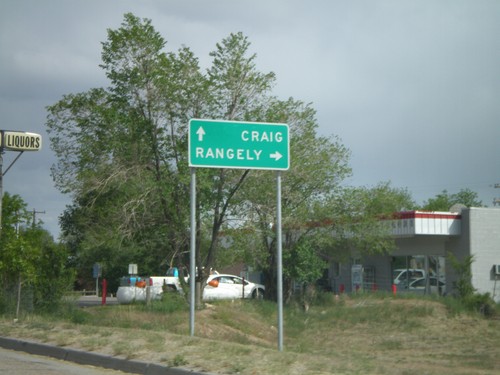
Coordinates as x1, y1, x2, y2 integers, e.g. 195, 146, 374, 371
46, 14, 317, 303
0, 193, 36, 314
0, 193, 71, 315
223, 178, 415, 301
217, 97, 352, 301
48, 14, 206, 292
448, 252, 475, 299
48, 14, 407, 305
422, 188, 483, 211
324, 182, 416, 259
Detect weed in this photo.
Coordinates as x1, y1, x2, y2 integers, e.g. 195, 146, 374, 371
112, 341, 135, 359
80, 336, 110, 351
143, 333, 165, 352
54, 332, 74, 346
229, 363, 245, 374
380, 339, 402, 350
170, 354, 187, 367
141, 293, 188, 314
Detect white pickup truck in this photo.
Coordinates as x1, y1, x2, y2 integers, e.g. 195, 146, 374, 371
116, 268, 183, 304
146, 267, 186, 293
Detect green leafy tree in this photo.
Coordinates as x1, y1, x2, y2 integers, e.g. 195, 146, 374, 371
422, 188, 483, 211
0, 193, 37, 314
0, 193, 71, 314
189, 32, 278, 302
218, 97, 352, 300
48, 14, 205, 291
48, 14, 405, 305
448, 252, 475, 299
47, 14, 325, 304
323, 182, 416, 259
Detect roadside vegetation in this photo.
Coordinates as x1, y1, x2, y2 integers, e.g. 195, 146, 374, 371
1, 292, 499, 375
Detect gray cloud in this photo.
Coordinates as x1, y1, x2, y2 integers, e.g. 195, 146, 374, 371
1, 0, 499, 237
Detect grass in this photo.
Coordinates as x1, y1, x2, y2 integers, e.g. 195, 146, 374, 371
1, 292, 499, 374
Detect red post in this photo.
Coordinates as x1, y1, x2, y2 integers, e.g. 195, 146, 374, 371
391, 284, 397, 296
101, 279, 107, 305
339, 284, 345, 294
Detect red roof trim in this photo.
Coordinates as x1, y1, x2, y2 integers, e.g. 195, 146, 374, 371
391, 210, 461, 220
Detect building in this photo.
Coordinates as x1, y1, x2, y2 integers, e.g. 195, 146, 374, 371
328, 208, 500, 302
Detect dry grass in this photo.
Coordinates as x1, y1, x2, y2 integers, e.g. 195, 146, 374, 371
1, 294, 499, 374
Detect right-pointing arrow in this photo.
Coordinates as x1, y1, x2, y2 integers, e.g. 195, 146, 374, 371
270, 151, 282, 161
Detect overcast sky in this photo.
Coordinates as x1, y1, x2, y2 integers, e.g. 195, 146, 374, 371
1, 0, 499, 238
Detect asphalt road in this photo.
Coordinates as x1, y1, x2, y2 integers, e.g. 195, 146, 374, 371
77, 295, 119, 307
0, 347, 127, 375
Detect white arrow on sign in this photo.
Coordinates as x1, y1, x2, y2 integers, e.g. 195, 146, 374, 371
270, 151, 282, 161
196, 126, 206, 141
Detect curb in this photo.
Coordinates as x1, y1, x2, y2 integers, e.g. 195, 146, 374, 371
0, 336, 198, 375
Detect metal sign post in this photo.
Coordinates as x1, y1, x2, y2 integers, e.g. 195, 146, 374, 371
0, 130, 42, 238
188, 119, 289, 351
189, 167, 196, 337
276, 171, 284, 351
93, 263, 102, 297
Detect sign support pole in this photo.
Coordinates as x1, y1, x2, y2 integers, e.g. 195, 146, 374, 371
187, 119, 289, 349
276, 171, 284, 351
0, 151, 3, 238
189, 167, 196, 336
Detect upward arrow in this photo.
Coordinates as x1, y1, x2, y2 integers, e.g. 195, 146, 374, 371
196, 126, 206, 141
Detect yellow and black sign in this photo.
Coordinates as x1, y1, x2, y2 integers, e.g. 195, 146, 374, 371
0, 131, 42, 151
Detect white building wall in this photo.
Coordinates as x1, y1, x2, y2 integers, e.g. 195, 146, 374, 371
468, 208, 500, 302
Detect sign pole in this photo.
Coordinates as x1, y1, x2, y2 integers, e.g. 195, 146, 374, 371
0, 129, 42, 238
0, 151, 3, 238
189, 167, 196, 336
187, 119, 289, 348
276, 171, 284, 351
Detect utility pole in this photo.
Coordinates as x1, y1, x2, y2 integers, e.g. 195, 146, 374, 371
32, 208, 46, 229
494, 184, 500, 207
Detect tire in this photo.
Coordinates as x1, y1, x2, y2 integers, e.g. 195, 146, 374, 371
252, 289, 264, 299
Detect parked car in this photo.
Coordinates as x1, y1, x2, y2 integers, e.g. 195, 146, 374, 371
392, 268, 426, 285
203, 274, 265, 300
399, 277, 446, 295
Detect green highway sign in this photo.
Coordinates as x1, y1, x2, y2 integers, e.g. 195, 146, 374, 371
188, 119, 289, 170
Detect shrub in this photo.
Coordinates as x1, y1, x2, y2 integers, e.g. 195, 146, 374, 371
464, 293, 497, 318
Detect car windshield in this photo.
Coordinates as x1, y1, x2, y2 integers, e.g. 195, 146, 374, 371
393, 270, 404, 279
166, 268, 179, 277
